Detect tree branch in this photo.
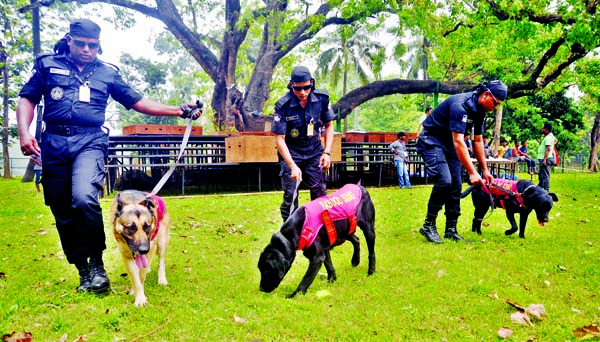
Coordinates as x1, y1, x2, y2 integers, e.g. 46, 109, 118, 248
332, 79, 477, 118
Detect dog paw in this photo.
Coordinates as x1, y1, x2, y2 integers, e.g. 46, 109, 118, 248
158, 278, 168, 286
505, 228, 518, 236
134, 295, 148, 307
327, 274, 337, 283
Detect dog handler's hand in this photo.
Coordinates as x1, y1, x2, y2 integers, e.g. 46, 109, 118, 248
319, 152, 331, 171
180, 100, 204, 120
20, 133, 40, 157
469, 172, 485, 187
482, 170, 494, 186
291, 165, 302, 183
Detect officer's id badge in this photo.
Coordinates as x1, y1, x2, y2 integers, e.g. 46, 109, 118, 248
462, 114, 468, 123
307, 122, 314, 136
50, 87, 64, 100
291, 128, 299, 138
79, 81, 90, 102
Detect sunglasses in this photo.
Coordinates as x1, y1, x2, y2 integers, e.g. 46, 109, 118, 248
291, 84, 312, 92
71, 39, 100, 50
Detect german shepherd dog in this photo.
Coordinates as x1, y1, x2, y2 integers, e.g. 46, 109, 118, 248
110, 190, 170, 306
258, 184, 376, 298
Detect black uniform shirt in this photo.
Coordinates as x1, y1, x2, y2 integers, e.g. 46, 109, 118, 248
272, 89, 335, 155
19, 53, 142, 127
421, 92, 485, 143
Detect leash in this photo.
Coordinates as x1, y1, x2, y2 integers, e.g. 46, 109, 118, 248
149, 118, 194, 196
286, 180, 301, 222
148, 100, 203, 196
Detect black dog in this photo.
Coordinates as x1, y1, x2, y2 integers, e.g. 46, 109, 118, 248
461, 179, 558, 238
258, 184, 376, 297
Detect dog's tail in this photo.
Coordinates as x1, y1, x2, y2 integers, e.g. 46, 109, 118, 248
460, 186, 475, 199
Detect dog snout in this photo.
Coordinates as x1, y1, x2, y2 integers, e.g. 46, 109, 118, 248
137, 241, 151, 255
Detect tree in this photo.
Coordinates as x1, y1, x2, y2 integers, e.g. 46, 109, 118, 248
1, 0, 32, 178
12, 0, 600, 134
315, 24, 384, 95
575, 58, 600, 172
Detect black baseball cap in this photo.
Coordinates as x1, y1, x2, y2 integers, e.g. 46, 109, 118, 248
69, 19, 101, 39
290, 66, 312, 82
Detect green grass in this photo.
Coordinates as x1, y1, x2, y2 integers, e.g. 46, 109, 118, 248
0, 172, 598, 341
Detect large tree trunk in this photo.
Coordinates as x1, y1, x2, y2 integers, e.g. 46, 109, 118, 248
492, 106, 504, 155
589, 113, 600, 172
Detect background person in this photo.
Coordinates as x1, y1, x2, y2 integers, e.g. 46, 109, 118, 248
416, 106, 432, 134
416, 80, 507, 243
389, 131, 412, 189
482, 135, 493, 159
537, 122, 557, 191
496, 139, 509, 159
30, 155, 43, 193
519, 141, 536, 174
17, 19, 201, 294
272, 66, 335, 221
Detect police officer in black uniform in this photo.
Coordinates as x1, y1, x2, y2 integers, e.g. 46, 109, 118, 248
16, 19, 201, 293
416, 80, 507, 243
272, 66, 335, 221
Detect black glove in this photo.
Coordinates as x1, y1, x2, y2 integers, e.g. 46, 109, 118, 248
180, 100, 204, 120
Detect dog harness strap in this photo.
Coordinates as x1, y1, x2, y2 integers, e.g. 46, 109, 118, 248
322, 210, 337, 246
297, 184, 363, 251
150, 194, 166, 241
349, 215, 358, 235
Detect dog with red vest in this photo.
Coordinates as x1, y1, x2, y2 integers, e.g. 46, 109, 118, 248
258, 183, 376, 297
461, 179, 558, 238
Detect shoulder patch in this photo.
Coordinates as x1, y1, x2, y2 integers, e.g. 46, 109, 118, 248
34, 52, 55, 61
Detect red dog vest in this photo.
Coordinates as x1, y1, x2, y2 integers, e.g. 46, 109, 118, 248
297, 184, 362, 251
484, 179, 526, 209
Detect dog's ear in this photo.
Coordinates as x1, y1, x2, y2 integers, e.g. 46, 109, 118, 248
549, 192, 558, 202
115, 192, 126, 215
141, 195, 157, 213
272, 232, 293, 255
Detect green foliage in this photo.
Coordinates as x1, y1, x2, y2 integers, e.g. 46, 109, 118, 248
496, 91, 585, 154
350, 94, 426, 132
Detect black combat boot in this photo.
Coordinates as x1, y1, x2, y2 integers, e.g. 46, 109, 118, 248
75, 261, 92, 292
444, 220, 464, 241
419, 214, 443, 244
89, 256, 110, 294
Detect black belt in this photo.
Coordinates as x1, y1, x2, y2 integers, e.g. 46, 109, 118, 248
286, 136, 319, 147
45, 124, 103, 136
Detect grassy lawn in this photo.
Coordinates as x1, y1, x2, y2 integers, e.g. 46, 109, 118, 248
0, 172, 598, 341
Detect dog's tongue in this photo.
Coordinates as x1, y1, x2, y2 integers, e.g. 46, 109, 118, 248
135, 255, 148, 269
538, 221, 546, 227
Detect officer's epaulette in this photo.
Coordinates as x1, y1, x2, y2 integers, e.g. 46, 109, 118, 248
100, 61, 120, 72
275, 92, 293, 108
313, 89, 330, 97
34, 52, 55, 62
